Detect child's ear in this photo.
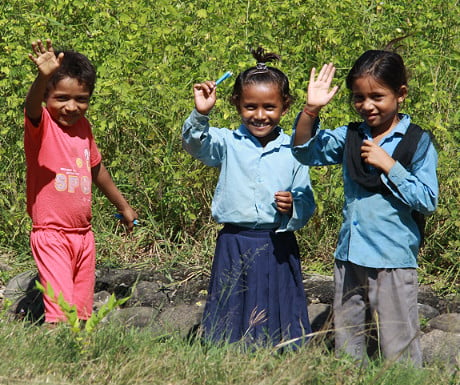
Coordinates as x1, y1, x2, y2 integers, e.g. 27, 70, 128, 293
397, 85, 408, 103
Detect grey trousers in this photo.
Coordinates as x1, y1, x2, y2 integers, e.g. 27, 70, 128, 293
333, 260, 422, 366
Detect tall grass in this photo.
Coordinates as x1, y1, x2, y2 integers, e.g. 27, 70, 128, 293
0, 320, 457, 385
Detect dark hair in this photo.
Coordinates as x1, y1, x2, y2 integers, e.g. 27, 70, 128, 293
230, 47, 293, 109
45, 50, 96, 98
345, 50, 408, 93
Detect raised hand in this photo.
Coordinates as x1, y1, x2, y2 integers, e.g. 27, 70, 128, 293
193, 81, 217, 115
306, 63, 339, 110
28, 39, 63, 77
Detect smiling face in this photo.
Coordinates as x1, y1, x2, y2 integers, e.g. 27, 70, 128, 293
237, 82, 288, 146
351, 75, 407, 135
45, 77, 91, 127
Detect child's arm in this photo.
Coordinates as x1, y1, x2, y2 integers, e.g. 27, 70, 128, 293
25, 39, 64, 125
91, 162, 138, 230
193, 81, 217, 115
293, 63, 339, 146
182, 80, 228, 166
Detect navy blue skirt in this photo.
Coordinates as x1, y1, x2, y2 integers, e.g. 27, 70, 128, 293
202, 224, 311, 348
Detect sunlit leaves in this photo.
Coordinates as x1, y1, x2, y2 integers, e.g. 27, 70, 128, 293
0, 0, 457, 284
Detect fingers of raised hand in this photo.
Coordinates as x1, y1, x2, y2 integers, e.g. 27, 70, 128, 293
194, 81, 216, 96
317, 63, 335, 83
31, 39, 53, 56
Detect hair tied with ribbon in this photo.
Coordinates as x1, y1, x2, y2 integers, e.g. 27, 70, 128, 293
256, 62, 267, 70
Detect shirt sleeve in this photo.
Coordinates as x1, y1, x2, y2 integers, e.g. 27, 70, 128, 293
277, 162, 316, 232
291, 112, 347, 166
182, 109, 226, 167
24, 108, 44, 142
382, 132, 438, 214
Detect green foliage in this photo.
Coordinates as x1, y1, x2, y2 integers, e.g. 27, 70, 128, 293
0, 315, 457, 385
35, 280, 130, 355
0, 0, 458, 291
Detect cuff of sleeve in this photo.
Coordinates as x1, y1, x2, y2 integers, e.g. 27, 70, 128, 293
383, 161, 409, 187
276, 205, 304, 233
190, 108, 210, 121
275, 215, 290, 233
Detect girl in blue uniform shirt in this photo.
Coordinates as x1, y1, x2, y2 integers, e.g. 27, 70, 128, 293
182, 47, 315, 348
291, 51, 438, 365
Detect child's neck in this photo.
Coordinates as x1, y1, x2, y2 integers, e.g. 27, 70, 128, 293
371, 115, 400, 142
257, 130, 279, 147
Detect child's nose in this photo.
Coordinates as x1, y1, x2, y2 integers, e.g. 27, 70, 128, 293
65, 99, 78, 111
255, 108, 265, 119
362, 98, 373, 110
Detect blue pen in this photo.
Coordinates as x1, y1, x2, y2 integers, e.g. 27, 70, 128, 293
114, 213, 140, 226
215, 71, 233, 86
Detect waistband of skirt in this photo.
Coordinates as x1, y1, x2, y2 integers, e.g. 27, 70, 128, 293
32, 224, 92, 233
221, 223, 287, 237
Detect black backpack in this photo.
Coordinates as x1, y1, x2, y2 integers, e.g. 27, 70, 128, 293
345, 122, 428, 246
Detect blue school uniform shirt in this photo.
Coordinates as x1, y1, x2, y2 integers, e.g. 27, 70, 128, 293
291, 113, 438, 268
182, 109, 315, 232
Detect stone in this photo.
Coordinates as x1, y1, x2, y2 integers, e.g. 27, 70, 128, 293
308, 303, 332, 332
157, 302, 204, 338
428, 313, 460, 333
4, 270, 44, 322
303, 274, 334, 305
420, 329, 460, 366
93, 290, 111, 312
95, 268, 167, 297
418, 303, 440, 321
418, 285, 460, 313
125, 280, 167, 308
107, 307, 160, 329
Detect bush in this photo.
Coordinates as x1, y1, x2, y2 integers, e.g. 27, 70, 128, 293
0, 0, 458, 292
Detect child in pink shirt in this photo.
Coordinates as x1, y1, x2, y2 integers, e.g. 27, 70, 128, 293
24, 38, 138, 323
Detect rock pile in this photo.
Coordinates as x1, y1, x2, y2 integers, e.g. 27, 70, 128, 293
3, 268, 459, 366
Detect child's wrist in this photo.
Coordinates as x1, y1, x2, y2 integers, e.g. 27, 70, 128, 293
195, 107, 212, 116
302, 105, 320, 118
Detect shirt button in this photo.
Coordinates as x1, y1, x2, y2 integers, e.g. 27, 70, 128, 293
353, 221, 358, 226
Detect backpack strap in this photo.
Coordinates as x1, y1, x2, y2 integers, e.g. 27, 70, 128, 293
345, 122, 384, 192
345, 122, 426, 193
345, 122, 428, 246
392, 123, 425, 168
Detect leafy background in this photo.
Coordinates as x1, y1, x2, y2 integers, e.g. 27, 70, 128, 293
0, 0, 458, 292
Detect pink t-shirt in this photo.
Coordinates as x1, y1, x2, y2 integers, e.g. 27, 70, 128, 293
24, 108, 102, 229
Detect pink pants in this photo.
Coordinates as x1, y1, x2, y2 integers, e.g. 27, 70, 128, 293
30, 228, 96, 323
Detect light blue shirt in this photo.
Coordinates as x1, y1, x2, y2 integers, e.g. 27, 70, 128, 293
291, 113, 438, 268
182, 109, 315, 232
